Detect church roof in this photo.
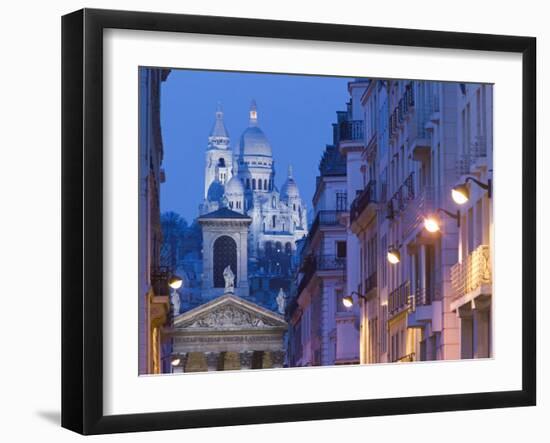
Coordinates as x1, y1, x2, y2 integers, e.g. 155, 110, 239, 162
210, 103, 229, 139
225, 175, 245, 195
239, 100, 272, 158
198, 207, 251, 221
281, 165, 300, 199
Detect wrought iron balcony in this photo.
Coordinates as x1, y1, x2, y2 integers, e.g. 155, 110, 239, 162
451, 244, 492, 301
297, 254, 346, 295
338, 120, 364, 142
456, 136, 488, 175
389, 280, 411, 317
308, 210, 345, 241
400, 186, 436, 239
386, 173, 415, 219
350, 180, 376, 224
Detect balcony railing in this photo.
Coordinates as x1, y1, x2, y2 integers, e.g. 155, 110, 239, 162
451, 244, 492, 300
389, 281, 411, 317
297, 254, 346, 295
400, 186, 436, 239
412, 285, 442, 308
456, 136, 488, 175
308, 210, 345, 242
350, 180, 376, 224
338, 120, 364, 142
386, 173, 415, 219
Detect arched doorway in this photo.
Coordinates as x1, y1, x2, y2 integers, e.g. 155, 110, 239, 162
213, 235, 237, 288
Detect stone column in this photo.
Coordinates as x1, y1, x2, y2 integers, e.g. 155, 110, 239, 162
458, 306, 473, 359
185, 352, 208, 372
473, 308, 490, 358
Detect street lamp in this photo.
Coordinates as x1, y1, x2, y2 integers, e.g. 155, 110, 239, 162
424, 208, 460, 233
168, 274, 183, 289
342, 291, 367, 308
451, 176, 492, 205
171, 357, 181, 366
387, 246, 401, 264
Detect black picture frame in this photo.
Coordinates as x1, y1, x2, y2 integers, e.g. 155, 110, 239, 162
61, 8, 536, 435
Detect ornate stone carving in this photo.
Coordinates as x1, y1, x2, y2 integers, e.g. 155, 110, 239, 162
184, 305, 281, 330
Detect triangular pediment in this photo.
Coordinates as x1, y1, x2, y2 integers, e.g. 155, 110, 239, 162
174, 294, 287, 331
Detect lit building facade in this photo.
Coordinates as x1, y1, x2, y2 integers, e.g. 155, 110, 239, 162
138, 67, 172, 374
341, 78, 492, 364
449, 83, 493, 359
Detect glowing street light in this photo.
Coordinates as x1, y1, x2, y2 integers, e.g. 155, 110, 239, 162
168, 274, 183, 289
423, 208, 460, 233
387, 247, 401, 264
423, 216, 441, 233
171, 357, 181, 366
342, 295, 354, 308
341, 291, 367, 308
451, 184, 470, 205
451, 176, 492, 205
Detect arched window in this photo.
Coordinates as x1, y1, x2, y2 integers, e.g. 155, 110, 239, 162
246, 178, 250, 189
265, 241, 273, 256
272, 196, 276, 209
275, 241, 282, 253
264, 179, 268, 190
285, 242, 292, 254
213, 236, 237, 288
272, 215, 276, 228
293, 203, 296, 211
252, 178, 256, 190
258, 179, 262, 190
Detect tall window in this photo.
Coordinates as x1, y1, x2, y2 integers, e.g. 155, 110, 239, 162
336, 241, 347, 259
246, 178, 250, 189
252, 178, 256, 190
264, 179, 268, 190
272, 215, 276, 228
213, 236, 237, 288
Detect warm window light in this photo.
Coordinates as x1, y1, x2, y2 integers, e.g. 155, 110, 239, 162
171, 358, 181, 366
451, 184, 470, 205
168, 275, 183, 289
342, 295, 354, 308
387, 248, 401, 264
424, 216, 441, 233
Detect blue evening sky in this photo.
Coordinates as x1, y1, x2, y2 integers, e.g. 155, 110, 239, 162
159, 69, 354, 223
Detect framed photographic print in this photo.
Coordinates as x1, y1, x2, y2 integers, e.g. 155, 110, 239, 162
61, 8, 536, 435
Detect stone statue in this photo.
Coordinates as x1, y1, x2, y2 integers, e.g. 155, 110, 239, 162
276, 288, 286, 314
223, 265, 235, 293
171, 289, 180, 315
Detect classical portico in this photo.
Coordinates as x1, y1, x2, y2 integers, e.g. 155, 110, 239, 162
171, 293, 287, 372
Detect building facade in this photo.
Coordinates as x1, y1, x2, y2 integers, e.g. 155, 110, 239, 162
138, 67, 172, 375
449, 83, 493, 359
340, 78, 493, 365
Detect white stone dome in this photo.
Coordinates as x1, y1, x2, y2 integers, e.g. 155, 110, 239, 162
281, 165, 300, 199
225, 175, 245, 195
239, 126, 272, 158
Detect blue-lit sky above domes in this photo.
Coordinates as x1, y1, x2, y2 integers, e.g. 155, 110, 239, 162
160, 68, 354, 222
